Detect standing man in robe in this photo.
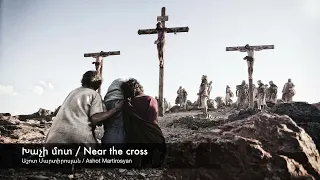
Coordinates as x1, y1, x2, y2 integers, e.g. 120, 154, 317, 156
282, 78, 295, 102
236, 80, 248, 110
256, 80, 267, 110
268, 81, 278, 103
225, 85, 234, 106
181, 88, 188, 110
175, 86, 183, 106
198, 76, 209, 117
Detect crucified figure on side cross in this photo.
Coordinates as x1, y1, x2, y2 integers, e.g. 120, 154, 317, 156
92, 56, 103, 77
154, 22, 166, 67
243, 44, 254, 79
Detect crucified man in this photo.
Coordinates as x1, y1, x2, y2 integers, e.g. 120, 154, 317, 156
92, 56, 103, 77
243, 44, 254, 79
154, 22, 166, 67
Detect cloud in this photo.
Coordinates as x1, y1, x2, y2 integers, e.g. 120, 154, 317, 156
39, 81, 54, 89
0, 85, 19, 96
33, 86, 44, 95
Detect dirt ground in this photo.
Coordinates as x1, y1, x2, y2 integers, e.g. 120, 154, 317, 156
0, 109, 234, 180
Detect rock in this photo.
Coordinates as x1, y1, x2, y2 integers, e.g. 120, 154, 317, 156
271, 102, 320, 150
207, 99, 215, 108
137, 173, 146, 179
17, 108, 54, 121
0, 113, 11, 116
53, 106, 61, 116
227, 108, 260, 121
36, 108, 53, 117
266, 101, 276, 108
26, 175, 50, 179
168, 105, 181, 113
163, 113, 320, 180
8, 168, 14, 175
166, 116, 223, 130
312, 102, 320, 110
0, 116, 21, 138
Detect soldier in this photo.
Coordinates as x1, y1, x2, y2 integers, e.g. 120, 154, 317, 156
236, 80, 248, 110
175, 86, 183, 106
243, 44, 255, 78
268, 81, 278, 103
256, 80, 266, 110
225, 85, 234, 106
282, 78, 295, 102
198, 76, 209, 117
181, 88, 188, 110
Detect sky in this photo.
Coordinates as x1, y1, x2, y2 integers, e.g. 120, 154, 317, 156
0, 0, 319, 115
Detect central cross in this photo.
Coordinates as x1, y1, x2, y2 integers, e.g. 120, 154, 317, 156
138, 7, 189, 117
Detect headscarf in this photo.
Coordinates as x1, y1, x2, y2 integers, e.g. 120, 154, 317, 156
104, 78, 125, 103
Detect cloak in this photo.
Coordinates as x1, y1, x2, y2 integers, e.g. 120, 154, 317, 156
122, 100, 166, 167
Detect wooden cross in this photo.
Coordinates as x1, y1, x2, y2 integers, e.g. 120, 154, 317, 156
226, 44, 274, 109
137, 7, 189, 117
84, 50, 120, 94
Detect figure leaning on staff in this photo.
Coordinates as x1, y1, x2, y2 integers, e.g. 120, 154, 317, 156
243, 44, 254, 78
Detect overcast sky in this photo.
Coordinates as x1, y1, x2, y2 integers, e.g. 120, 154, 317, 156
0, 0, 319, 115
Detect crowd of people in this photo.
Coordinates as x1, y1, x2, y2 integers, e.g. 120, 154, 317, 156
234, 78, 295, 110
45, 70, 166, 168
174, 76, 295, 113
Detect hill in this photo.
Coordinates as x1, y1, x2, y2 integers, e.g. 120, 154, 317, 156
0, 102, 319, 179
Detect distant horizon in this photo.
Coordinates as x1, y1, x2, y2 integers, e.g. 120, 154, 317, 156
1, 0, 319, 115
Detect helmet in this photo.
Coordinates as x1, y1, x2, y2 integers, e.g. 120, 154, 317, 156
288, 78, 292, 82
257, 80, 261, 84
269, 81, 273, 84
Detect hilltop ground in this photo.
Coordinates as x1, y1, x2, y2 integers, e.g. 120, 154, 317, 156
0, 102, 320, 180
